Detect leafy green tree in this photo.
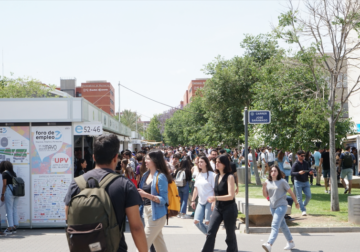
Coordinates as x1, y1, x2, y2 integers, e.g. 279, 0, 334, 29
274, 0, 360, 211
0, 75, 56, 98
114, 110, 143, 132
147, 116, 162, 142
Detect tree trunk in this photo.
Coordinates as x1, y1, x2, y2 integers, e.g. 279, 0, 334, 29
329, 117, 340, 211
253, 149, 262, 186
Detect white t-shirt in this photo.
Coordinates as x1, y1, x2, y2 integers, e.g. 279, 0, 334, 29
261, 153, 266, 164
210, 160, 216, 170
248, 153, 253, 162
194, 171, 216, 205
267, 152, 275, 162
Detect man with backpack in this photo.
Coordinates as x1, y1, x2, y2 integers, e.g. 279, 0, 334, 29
64, 134, 147, 252
339, 146, 356, 194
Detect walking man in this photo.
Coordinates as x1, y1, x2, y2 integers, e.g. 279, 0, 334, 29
319, 148, 330, 193
291, 150, 313, 216
339, 146, 356, 194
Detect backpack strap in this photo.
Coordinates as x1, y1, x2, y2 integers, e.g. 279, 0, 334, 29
74, 176, 87, 191
99, 173, 121, 189
155, 174, 159, 194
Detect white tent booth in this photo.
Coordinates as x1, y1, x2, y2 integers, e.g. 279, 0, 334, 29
0, 98, 131, 228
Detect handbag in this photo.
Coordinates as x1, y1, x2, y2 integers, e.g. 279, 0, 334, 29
175, 170, 186, 187
283, 160, 292, 170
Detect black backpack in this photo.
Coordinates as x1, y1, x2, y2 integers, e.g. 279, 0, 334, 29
342, 152, 353, 169
4, 171, 25, 197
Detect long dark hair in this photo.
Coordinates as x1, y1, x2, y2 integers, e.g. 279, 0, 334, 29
198, 156, 213, 179
178, 156, 193, 180
268, 165, 282, 181
148, 150, 173, 183
277, 150, 285, 162
140, 156, 147, 177
215, 154, 232, 174
0, 161, 16, 176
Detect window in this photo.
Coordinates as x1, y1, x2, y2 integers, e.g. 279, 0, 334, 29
110, 99, 114, 105
189, 87, 192, 93
336, 74, 347, 88
110, 90, 114, 96
110, 108, 114, 114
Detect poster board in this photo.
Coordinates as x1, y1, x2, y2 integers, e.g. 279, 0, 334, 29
31, 126, 72, 226
0, 126, 31, 227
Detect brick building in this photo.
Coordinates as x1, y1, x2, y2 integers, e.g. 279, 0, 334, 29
81, 81, 115, 116
182, 78, 208, 106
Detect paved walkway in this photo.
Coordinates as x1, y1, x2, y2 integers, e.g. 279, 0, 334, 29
1, 217, 360, 251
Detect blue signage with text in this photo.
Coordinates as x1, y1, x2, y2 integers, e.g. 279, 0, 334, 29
357, 124, 360, 133
249, 110, 271, 124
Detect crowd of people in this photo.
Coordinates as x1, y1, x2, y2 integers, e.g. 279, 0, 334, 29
0, 137, 358, 251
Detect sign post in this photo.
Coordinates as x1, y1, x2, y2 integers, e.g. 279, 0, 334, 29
244, 109, 271, 234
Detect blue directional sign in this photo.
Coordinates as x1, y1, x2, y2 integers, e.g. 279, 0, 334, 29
248, 110, 271, 124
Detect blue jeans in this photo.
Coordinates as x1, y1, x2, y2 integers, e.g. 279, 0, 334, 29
249, 161, 254, 175
178, 182, 190, 214
268, 205, 293, 245
294, 180, 311, 212
5, 185, 19, 227
194, 202, 212, 235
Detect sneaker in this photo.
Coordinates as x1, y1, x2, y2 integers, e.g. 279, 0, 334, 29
3, 229, 12, 235
262, 243, 271, 252
284, 241, 295, 250
344, 188, 349, 194
176, 213, 182, 218
316, 184, 321, 186
12, 228, 17, 234
285, 215, 295, 221
181, 214, 191, 219
302, 211, 307, 216
0, 231, 6, 237
325, 190, 328, 194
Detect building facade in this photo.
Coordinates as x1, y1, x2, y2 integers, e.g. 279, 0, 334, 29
182, 78, 208, 106
80, 81, 115, 116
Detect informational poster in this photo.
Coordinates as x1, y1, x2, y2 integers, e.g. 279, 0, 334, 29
31, 126, 72, 225
0, 126, 30, 227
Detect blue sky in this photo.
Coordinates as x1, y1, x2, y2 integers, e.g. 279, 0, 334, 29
0, 0, 291, 120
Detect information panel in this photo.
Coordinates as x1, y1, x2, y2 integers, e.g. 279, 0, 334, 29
31, 126, 72, 225
0, 126, 30, 227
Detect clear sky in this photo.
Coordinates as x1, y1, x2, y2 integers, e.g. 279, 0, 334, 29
0, 0, 290, 120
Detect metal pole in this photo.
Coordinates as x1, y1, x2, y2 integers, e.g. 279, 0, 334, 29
118, 82, 120, 122
244, 107, 249, 234
136, 112, 138, 133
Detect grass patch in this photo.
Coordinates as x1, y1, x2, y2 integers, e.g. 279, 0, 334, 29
236, 175, 360, 227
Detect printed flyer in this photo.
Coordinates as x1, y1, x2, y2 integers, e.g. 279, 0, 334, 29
0, 126, 30, 226
31, 126, 72, 224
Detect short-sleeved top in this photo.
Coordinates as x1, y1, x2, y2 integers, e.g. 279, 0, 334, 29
63, 168, 142, 252
340, 152, 355, 169
321, 152, 330, 170
2, 170, 16, 185
266, 179, 290, 208
194, 171, 215, 205
314, 151, 321, 166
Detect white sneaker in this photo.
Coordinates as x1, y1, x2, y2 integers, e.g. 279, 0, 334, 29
302, 211, 307, 216
262, 243, 271, 252
284, 241, 295, 250
181, 214, 191, 219
325, 190, 328, 193
177, 213, 182, 218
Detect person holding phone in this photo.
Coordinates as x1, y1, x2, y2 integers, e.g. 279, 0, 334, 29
291, 150, 313, 216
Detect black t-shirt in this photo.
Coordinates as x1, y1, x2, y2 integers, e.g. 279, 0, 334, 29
321, 152, 330, 170
63, 168, 142, 252
142, 182, 152, 206
2, 170, 16, 185
230, 162, 237, 174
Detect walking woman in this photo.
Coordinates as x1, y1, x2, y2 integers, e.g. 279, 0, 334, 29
261, 165, 299, 252
0, 161, 19, 235
137, 150, 171, 252
275, 150, 291, 182
202, 154, 238, 252
190, 156, 215, 235
174, 157, 192, 219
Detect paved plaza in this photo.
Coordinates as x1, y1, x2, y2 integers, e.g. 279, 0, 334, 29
0, 217, 359, 252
